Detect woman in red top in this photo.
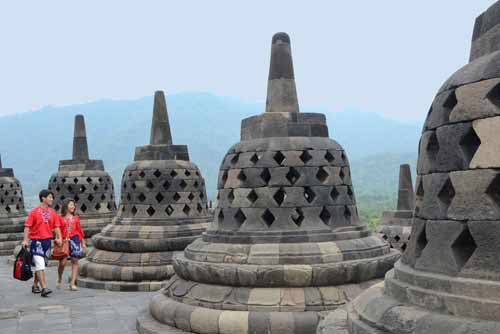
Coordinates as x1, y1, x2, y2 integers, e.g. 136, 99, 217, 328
56, 199, 87, 291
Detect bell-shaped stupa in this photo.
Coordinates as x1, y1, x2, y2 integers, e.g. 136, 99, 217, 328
320, 3, 500, 333
0, 155, 27, 256
137, 33, 399, 334
376, 164, 415, 252
77, 91, 211, 291
48, 115, 116, 241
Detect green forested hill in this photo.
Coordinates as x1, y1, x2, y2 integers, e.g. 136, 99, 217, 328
0, 92, 421, 223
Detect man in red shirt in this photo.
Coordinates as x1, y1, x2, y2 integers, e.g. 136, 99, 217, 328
22, 190, 62, 297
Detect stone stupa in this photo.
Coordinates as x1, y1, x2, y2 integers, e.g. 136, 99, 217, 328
77, 91, 211, 291
319, 2, 500, 333
48, 115, 116, 242
376, 164, 415, 252
0, 155, 27, 256
137, 32, 399, 334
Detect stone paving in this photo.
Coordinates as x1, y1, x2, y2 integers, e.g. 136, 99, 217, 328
0, 255, 154, 334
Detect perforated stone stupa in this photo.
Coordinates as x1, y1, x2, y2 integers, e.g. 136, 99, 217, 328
77, 91, 211, 291
48, 115, 116, 240
137, 32, 399, 334
0, 155, 27, 256
376, 164, 415, 252
319, 3, 500, 333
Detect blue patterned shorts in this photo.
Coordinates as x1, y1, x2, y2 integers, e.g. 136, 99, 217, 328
69, 235, 83, 259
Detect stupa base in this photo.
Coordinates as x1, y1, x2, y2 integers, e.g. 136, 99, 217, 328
76, 275, 169, 292
325, 282, 500, 334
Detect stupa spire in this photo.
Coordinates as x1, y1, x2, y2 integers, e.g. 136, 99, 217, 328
150, 91, 172, 145
265, 32, 299, 113
396, 164, 415, 211
72, 115, 89, 161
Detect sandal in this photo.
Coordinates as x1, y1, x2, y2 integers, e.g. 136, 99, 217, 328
41, 288, 52, 297
69, 285, 79, 291
56, 281, 62, 289
31, 286, 41, 294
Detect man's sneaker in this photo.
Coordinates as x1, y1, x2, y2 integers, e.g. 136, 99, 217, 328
41, 288, 52, 297
32, 286, 41, 294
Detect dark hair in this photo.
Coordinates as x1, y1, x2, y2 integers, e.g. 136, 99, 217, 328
60, 199, 76, 216
38, 189, 53, 202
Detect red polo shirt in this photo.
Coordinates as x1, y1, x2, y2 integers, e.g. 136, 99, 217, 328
25, 206, 60, 240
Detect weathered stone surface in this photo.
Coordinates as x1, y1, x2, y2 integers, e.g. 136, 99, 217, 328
139, 33, 397, 334
78, 92, 211, 291
326, 4, 500, 333
0, 155, 27, 256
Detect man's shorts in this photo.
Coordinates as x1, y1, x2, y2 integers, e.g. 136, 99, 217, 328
29, 239, 51, 272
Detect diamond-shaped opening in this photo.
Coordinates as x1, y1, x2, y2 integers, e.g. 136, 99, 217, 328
146, 181, 155, 189
74, 194, 79, 202
95, 203, 101, 211
68, 185, 73, 192
126, 193, 132, 201
62, 178, 67, 184
300, 150, 313, 164
79, 185, 86, 193
0, 184, 3, 189
15, 204, 19, 211
163, 180, 170, 190
247, 189, 258, 203
156, 193, 164, 203
101, 194, 106, 200
341, 152, 347, 164
286, 167, 300, 185
486, 173, 500, 208
273, 187, 286, 206
437, 178, 455, 211
261, 209, 275, 228
319, 207, 331, 225
459, 126, 481, 164
230, 153, 240, 165
107, 202, 112, 210
347, 186, 354, 199
443, 89, 458, 111
98, 177, 103, 182
131, 182, 137, 189
394, 235, 401, 242
339, 169, 345, 182
291, 208, 304, 227
184, 170, 191, 177
80, 204, 87, 212
139, 171, 146, 178
0, 199, 4, 204
53, 204, 59, 212
182, 204, 190, 215
194, 181, 199, 188
427, 132, 440, 160
325, 151, 335, 163
221, 170, 229, 186
304, 187, 316, 203
316, 167, 329, 183
179, 180, 188, 189
486, 81, 500, 107
401, 243, 407, 252
415, 224, 428, 259
234, 209, 246, 226
250, 153, 260, 164
218, 209, 224, 222
138, 193, 146, 202
153, 169, 162, 178
227, 189, 235, 203
188, 193, 195, 201
10, 198, 13, 203
330, 187, 339, 201
260, 168, 271, 184
93, 185, 98, 191
451, 226, 477, 270
382, 234, 388, 240
197, 203, 203, 213
173, 192, 181, 202
147, 206, 156, 217
87, 194, 94, 201
273, 151, 286, 165
86, 177, 93, 183
73, 178, 79, 184
165, 205, 174, 216
170, 170, 178, 178
56, 186, 61, 192
200, 192, 205, 200
344, 206, 351, 220
237, 170, 247, 182
104, 184, 109, 190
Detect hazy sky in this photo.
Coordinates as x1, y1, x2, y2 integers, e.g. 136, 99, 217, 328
0, 1, 495, 120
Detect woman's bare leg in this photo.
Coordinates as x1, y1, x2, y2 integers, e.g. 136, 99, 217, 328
70, 258, 79, 289
57, 258, 67, 288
